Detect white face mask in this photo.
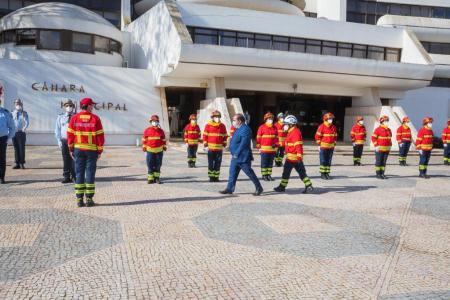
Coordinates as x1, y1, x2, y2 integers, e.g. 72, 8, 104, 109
232, 120, 240, 128
358, 121, 364, 125
213, 117, 220, 123
65, 106, 73, 113
266, 119, 273, 125
15, 105, 22, 111
190, 120, 197, 125
383, 121, 389, 126
151, 121, 159, 127
328, 119, 333, 124
283, 125, 289, 131
428, 123, 433, 128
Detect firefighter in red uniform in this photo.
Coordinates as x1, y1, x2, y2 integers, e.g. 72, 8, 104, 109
274, 115, 313, 194
256, 112, 278, 181
183, 114, 201, 168
67, 98, 104, 207
274, 113, 286, 167
315, 112, 338, 180
416, 117, 434, 179
372, 116, 392, 179
350, 116, 366, 166
203, 111, 228, 182
142, 115, 166, 184
396, 117, 412, 166
442, 119, 450, 165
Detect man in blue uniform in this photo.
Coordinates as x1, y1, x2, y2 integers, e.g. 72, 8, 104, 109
0, 97, 16, 184
11, 99, 29, 169
220, 113, 263, 196
55, 99, 76, 183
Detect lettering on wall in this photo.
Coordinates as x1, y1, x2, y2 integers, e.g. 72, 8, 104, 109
32, 82, 86, 93
59, 101, 128, 112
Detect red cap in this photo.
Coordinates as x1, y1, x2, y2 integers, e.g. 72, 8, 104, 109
356, 116, 364, 122
150, 115, 160, 122
189, 114, 197, 121
422, 117, 433, 125
323, 112, 335, 121
402, 117, 410, 123
80, 98, 97, 107
379, 115, 389, 123
447, 119, 450, 126
264, 112, 274, 120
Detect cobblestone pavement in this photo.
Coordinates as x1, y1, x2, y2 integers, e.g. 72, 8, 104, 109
1, 144, 449, 299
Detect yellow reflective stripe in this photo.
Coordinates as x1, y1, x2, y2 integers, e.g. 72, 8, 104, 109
286, 141, 303, 146
420, 144, 433, 147
379, 146, 391, 151
207, 133, 227, 137
354, 140, 365, 144
260, 145, 276, 151
286, 153, 301, 160
320, 142, 335, 147
67, 128, 75, 133
378, 137, 391, 140
423, 135, 433, 138
147, 137, 162, 140
187, 131, 199, 134
322, 134, 337, 137
74, 143, 99, 151
261, 135, 276, 138
146, 146, 163, 153
208, 143, 224, 150
74, 131, 102, 136
186, 139, 198, 143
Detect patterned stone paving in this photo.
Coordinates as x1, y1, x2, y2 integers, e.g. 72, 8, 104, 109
0, 144, 449, 299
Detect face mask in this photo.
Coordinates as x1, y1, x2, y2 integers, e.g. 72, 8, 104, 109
151, 121, 159, 127
65, 106, 74, 113
358, 121, 364, 125
232, 121, 240, 128
328, 119, 333, 124
383, 122, 389, 126
283, 125, 289, 131
266, 119, 273, 125
190, 120, 197, 125
15, 105, 22, 111
213, 117, 220, 123
428, 123, 433, 128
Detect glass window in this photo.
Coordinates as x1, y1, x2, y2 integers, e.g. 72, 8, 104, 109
347, 0, 357, 11
366, 2, 376, 14
95, 36, 109, 53
110, 40, 121, 54
390, 4, 402, 15
3, 31, 16, 43
9, 0, 23, 10
368, 46, 385, 60
38, 30, 61, 50
289, 38, 305, 53
254, 34, 271, 49
322, 41, 337, 56
400, 5, 410, 16
410, 6, 421, 17
306, 39, 321, 54
446, 8, 450, 18
366, 14, 376, 25
353, 44, 367, 58
347, 12, 365, 23
237, 32, 254, 48
194, 28, 218, 45
273, 36, 289, 51
337, 43, 352, 57
386, 48, 400, 62
433, 7, 446, 18
72, 32, 92, 53
219, 30, 236, 47
420, 7, 431, 17
376, 3, 388, 15
17, 29, 36, 45
421, 42, 430, 52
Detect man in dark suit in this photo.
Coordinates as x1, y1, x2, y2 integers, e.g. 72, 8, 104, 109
220, 114, 263, 196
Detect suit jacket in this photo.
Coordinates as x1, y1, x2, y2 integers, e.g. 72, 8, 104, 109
230, 124, 254, 163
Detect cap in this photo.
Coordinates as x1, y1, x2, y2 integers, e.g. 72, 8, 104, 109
189, 114, 197, 121
323, 112, 335, 121
150, 115, 160, 122
264, 112, 274, 120
356, 116, 364, 122
63, 99, 75, 107
402, 117, 410, 123
211, 110, 221, 118
80, 98, 97, 107
379, 115, 389, 123
422, 117, 433, 125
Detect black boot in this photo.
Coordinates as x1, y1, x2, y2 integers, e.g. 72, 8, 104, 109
154, 178, 162, 184
274, 185, 285, 193
1, 178, 6, 184
86, 197, 95, 207
61, 178, 72, 184
353, 161, 358, 166
445, 161, 449, 166
209, 177, 214, 182
325, 173, 331, 180
267, 175, 274, 181
147, 179, 154, 184
12, 164, 20, 169
320, 173, 327, 180
77, 199, 85, 207
303, 185, 314, 194
20, 164, 25, 169
381, 171, 387, 179
376, 171, 383, 179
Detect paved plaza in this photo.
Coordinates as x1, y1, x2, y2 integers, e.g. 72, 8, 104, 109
0, 144, 450, 299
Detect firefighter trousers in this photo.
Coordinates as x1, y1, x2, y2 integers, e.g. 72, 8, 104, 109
187, 145, 198, 163
260, 152, 275, 176
375, 151, 389, 174
398, 142, 411, 163
208, 150, 223, 179
319, 148, 334, 174
353, 145, 364, 163
280, 160, 312, 188
74, 149, 98, 199
419, 150, 431, 175
444, 144, 450, 164
146, 151, 163, 180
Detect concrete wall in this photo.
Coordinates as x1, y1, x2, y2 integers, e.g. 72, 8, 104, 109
0, 58, 162, 145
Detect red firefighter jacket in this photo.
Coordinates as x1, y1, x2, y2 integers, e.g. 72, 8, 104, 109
442, 126, 450, 144
203, 121, 228, 151
350, 124, 366, 145
416, 127, 434, 151
142, 126, 166, 153
372, 125, 392, 153
67, 111, 104, 154
284, 127, 304, 163
315, 123, 338, 149
396, 125, 412, 143
183, 123, 201, 145
256, 123, 278, 154
275, 121, 287, 146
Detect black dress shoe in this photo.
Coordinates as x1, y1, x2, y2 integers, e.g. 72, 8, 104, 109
253, 188, 263, 196
61, 178, 72, 184
12, 165, 20, 169
1, 178, 6, 184
274, 186, 285, 193
20, 164, 25, 169
219, 189, 232, 195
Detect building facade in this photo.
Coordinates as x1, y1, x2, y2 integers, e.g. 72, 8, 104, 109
0, 0, 448, 146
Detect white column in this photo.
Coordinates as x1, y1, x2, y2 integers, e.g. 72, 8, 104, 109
206, 77, 227, 99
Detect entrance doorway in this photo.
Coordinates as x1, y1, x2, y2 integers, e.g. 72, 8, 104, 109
165, 87, 206, 137
227, 90, 351, 140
